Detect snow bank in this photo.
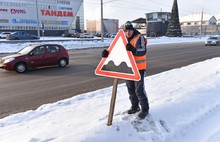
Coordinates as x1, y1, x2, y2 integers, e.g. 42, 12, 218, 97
0, 57, 220, 142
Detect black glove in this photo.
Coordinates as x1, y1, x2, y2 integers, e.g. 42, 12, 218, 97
126, 43, 136, 55
102, 49, 109, 58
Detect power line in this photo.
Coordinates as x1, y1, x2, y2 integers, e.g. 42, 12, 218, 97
85, 0, 210, 17
104, 0, 160, 12
147, 0, 170, 7
104, 0, 120, 4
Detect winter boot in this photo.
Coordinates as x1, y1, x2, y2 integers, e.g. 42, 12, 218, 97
138, 100, 149, 119
137, 110, 148, 119
127, 106, 140, 114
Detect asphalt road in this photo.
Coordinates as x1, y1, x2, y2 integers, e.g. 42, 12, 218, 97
1, 42, 220, 118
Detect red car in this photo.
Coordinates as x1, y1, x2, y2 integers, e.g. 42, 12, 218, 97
0, 44, 69, 73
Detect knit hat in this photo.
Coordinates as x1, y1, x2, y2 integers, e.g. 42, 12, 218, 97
125, 21, 134, 30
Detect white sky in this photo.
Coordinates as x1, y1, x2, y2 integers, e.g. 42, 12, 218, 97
84, 0, 220, 26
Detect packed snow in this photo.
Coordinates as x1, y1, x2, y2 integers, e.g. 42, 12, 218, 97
0, 36, 206, 53
0, 36, 220, 142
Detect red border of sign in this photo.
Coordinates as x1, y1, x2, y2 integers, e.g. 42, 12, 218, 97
95, 29, 141, 81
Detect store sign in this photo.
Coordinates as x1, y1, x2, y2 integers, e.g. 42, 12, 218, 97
57, 0, 70, 5
12, 19, 37, 24
11, 9, 26, 14
0, 19, 9, 23
59, 7, 72, 10
41, 20, 68, 25
41, 10, 73, 17
0, 9, 8, 12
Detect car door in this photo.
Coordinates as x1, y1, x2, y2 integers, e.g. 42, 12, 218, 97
45, 45, 60, 65
23, 32, 31, 40
218, 37, 220, 45
19, 32, 26, 40
29, 46, 47, 68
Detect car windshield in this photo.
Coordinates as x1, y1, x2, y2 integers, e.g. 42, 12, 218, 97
209, 37, 218, 40
11, 32, 18, 34
1, 32, 10, 35
17, 45, 36, 54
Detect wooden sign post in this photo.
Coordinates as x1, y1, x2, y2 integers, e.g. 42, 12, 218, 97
107, 78, 118, 126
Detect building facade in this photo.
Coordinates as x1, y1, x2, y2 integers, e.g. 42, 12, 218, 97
0, 0, 84, 36
145, 12, 171, 36
86, 19, 119, 34
180, 14, 218, 36
131, 18, 146, 35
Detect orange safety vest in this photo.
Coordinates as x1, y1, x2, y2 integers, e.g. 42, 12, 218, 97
130, 34, 147, 70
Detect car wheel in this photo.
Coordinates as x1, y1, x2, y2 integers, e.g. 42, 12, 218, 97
15, 63, 27, 73
58, 58, 67, 67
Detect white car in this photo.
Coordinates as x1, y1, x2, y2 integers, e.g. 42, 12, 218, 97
110, 33, 116, 38
80, 33, 94, 38
0, 32, 11, 39
205, 36, 220, 46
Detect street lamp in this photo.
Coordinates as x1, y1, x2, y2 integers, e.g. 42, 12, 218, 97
35, 0, 40, 37
101, 0, 104, 42
100, 0, 119, 42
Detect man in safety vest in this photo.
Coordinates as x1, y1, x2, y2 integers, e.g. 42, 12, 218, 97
102, 21, 149, 119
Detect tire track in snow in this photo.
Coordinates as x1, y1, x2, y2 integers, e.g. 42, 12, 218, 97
165, 103, 220, 142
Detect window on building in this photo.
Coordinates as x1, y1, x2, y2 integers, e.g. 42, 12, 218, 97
76, 16, 80, 30
194, 22, 198, 25
147, 14, 153, 21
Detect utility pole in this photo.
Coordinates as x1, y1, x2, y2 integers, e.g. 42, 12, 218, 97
200, 8, 203, 38
35, 0, 40, 37
101, 0, 104, 42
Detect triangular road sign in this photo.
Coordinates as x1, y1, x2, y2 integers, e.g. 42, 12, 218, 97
95, 29, 141, 81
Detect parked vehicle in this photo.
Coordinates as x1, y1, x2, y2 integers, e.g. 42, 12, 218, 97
80, 33, 94, 38
6, 31, 39, 40
109, 33, 116, 38
62, 29, 81, 38
62, 33, 73, 37
0, 44, 69, 73
0, 32, 11, 39
95, 33, 101, 37
62, 32, 80, 38
205, 36, 220, 46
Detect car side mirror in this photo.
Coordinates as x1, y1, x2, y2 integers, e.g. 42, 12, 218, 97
30, 52, 33, 56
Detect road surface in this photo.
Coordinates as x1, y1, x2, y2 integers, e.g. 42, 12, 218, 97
0, 42, 220, 118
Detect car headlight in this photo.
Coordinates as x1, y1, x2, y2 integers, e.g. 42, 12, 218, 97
3, 57, 15, 63
212, 41, 217, 44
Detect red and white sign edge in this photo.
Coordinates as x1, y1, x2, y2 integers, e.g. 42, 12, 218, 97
95, 29, 141, 81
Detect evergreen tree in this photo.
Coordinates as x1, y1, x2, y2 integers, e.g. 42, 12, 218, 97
166, 0, 182, 37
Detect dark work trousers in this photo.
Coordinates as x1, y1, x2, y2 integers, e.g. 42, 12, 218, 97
126, 70, 149, 112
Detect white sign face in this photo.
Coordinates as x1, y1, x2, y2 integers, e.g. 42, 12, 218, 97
104, 36, 132, 67
95, 29, 141, 81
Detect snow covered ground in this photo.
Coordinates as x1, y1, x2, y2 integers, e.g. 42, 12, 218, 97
1, 36, 220, 142
0, 36, 206, 53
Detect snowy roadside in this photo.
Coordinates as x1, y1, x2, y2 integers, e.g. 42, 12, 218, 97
1, 36, 219, 142
0, 56, 220, 142
0, 36, 207, 54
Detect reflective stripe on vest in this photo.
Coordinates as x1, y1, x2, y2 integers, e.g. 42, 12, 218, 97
130, 34, 147, 70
